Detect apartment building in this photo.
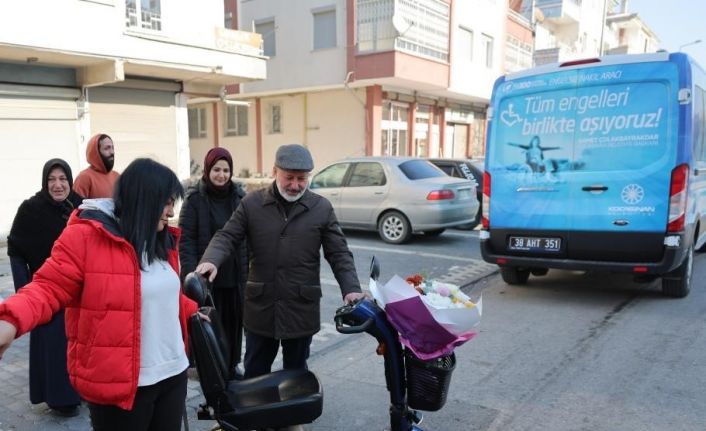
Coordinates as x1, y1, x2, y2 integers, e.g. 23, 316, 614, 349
189, 0, 507, 177
0, 0, 266, 235
604, 2, 659, 55
523, 0, 657, 65
506, 0, 534, 74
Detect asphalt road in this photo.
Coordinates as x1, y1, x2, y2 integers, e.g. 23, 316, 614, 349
310, 231, 706, 430
2, 230, 705, 431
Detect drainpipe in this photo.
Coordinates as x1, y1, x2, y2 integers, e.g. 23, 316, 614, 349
212, 101, 220, 147
303, 93, 308, 146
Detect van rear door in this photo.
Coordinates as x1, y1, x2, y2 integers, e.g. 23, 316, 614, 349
487, 59, 679, 261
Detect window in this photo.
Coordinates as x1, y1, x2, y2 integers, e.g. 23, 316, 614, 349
267, 103, 282, 134
482, 33, 494, 68
381, 101, 409, 156
225, 105, 248, 137
313, 8, 337, 50
459, 27, 473, 61
695, 86, 706, 161
125, 0, 161, 31
188, 108, 207, 139
255, 19, 276, 57
348, 162, 386, 187
398, 160, 446, 180
311, 163, 350, 188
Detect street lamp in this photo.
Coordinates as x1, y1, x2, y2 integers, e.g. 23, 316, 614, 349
678, 39, 702, 51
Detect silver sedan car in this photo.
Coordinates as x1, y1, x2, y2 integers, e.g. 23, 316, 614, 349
309, 157, 479, 244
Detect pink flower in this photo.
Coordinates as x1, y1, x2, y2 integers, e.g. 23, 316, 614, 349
436, 285, 451, 297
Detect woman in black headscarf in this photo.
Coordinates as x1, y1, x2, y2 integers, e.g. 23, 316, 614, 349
7, 158, 83, 417
179, 148, 248, 379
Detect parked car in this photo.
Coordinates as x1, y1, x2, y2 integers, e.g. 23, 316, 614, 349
309, 157, 479, 244
427, 158, 484, 228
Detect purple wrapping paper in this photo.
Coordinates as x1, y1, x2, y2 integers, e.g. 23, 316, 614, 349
385, 296, 477, 360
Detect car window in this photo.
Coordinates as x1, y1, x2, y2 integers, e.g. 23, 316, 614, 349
398, 160, 446, 180
310, 163, 350, 188
348, 162, 386, 187
435, 164, 456, 177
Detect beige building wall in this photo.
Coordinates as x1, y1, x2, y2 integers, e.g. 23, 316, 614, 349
219, 103, 258, 177
303, 89, 366, 170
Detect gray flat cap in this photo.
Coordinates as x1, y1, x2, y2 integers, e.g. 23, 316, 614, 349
275, 144, 314, 171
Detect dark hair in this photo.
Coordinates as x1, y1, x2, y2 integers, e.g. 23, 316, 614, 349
113, 158, 184, 267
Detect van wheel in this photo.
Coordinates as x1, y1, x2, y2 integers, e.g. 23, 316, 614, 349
500, 267, 530, 285
661, 243, 693, 298
530, 267, 549, 276
378, 211, 412, 244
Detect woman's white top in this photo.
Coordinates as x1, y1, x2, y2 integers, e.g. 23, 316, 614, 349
138, 258, 189, 386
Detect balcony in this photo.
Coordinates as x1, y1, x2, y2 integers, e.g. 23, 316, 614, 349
357, 0, 450, 62
533, 0, 581, 25
505, 35, 533, 73
533, 42, 579, 65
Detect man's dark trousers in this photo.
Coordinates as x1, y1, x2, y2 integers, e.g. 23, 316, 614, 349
243, 332, 313, 378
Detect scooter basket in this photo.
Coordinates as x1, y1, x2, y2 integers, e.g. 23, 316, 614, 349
404, 350, 456, 411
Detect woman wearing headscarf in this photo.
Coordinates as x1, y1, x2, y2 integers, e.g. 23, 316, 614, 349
0, 158, 199, 430
179, 147, 248, 378
7, 158, 83, 417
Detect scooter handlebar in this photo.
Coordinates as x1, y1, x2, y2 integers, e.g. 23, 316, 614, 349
334, 314, 374, 334
334, 301, 376, 334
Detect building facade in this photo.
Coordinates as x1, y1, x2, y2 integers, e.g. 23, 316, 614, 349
189, 0, 508, 177
523, 0, 657, 65
0, 0, 266, 236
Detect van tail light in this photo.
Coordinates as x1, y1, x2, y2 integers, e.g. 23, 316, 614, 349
427, 189, 455, 200
667, 164, 689, 232
482, 171, 491, 228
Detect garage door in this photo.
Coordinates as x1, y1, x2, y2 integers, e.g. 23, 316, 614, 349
88, 86, 178, 173
0, 87, 80, 236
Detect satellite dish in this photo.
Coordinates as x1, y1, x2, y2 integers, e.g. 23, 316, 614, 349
392, 14, 413, 36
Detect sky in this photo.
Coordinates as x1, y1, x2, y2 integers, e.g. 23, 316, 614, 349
628, 0, 706, 67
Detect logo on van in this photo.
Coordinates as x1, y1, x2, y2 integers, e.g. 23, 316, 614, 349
621, 184, 645, 205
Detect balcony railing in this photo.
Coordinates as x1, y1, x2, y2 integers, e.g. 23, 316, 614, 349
525, 0, 581, 24
125, 6, 162, 31
505, 35, 533, 72
357, 0, 449, 62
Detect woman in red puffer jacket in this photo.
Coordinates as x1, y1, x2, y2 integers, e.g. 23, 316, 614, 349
0, 158, 198, 431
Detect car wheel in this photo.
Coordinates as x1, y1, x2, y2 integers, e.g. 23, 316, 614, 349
378, 211, 412, 244
424, 229, 445, 237
530, 267, 549, 276
500, 267, 530, 285
662, 243, 693, 298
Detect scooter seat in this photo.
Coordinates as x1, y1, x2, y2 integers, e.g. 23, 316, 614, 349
184, 272, 323, 429
219, 369, 323, 429
188, 312, 323, 430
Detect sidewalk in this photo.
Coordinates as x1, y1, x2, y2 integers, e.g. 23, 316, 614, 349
0, 247, 212, 431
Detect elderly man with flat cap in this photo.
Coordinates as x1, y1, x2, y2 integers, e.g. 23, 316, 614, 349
196, 144, 365, 378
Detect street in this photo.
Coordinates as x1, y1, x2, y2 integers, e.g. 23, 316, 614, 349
311, 230, 706, 430
1, 233, 705, 430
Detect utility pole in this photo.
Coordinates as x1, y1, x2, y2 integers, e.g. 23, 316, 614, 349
598, 0, 608, 56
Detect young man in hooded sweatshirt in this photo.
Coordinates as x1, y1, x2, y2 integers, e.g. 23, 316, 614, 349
73, 133, 120, 198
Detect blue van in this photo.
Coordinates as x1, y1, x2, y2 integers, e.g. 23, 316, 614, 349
480, 52, 706, 297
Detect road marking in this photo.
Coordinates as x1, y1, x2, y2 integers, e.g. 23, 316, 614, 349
347, 244, 478, 262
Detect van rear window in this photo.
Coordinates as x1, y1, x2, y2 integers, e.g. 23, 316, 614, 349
490, 80, 673, 173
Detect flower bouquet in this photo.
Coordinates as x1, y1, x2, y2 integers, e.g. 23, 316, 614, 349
369, 272, 482, 360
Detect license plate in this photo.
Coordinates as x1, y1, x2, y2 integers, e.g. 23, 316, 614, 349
508, 236, 561, 252
457, 188, 472, 199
